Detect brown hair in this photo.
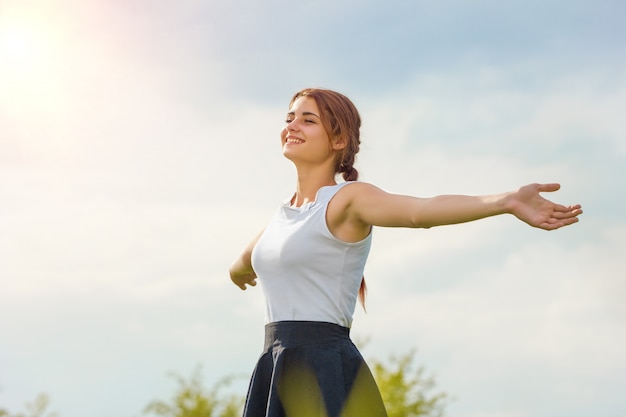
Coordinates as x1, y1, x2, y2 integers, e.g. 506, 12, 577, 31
289, 88, 367, 309
289, 88, 362, 182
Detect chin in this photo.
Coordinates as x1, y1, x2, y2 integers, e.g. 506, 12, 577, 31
282, 148, 296, 161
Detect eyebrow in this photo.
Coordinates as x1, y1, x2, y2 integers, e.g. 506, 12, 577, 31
287, 111, 321, 118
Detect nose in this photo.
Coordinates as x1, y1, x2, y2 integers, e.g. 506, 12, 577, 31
286, 118, 299, 131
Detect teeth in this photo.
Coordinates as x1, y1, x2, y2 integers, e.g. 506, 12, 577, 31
287, 138, 303, 144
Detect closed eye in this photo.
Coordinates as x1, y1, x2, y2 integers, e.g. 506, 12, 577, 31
284, 118, 315, 124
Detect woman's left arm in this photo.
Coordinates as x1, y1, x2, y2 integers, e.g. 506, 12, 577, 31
347, 182, 582, 230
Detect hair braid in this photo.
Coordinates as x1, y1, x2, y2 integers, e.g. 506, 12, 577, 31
338, 152, 359, 182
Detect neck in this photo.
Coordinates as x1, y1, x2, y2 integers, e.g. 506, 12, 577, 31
291, 164, 338, 208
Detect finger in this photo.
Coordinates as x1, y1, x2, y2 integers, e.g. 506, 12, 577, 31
552, 205, 579, 213
537, 183, 561, 193
563, 216, 579, 225
541, 216, 579, 230
231, 277, 246, 290
554, 217, 579, 229
551, 203, 571, 213
552, 209, 580, 219
552, 204, 582, 216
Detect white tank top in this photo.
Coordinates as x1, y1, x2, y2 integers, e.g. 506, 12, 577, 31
251, 182, 372, 328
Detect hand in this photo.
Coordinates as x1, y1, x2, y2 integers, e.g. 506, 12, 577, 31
230, 268, 258, 291
509, 183, 582, 230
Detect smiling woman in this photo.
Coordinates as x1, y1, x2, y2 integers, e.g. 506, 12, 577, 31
229, 87, 583, 417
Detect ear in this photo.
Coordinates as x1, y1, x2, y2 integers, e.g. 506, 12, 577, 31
331, 135, 347, 151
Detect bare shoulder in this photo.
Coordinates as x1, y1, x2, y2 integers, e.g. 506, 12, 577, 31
333, 181, 426, 228
337, 181, 383, 199
327, 182, 382, 242
331, 181, 382, 209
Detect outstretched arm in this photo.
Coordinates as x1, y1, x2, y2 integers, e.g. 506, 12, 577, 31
346, 182, 582, 230
229, 229, 264, 290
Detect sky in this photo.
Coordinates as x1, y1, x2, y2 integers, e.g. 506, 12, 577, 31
1, 0, 625, 416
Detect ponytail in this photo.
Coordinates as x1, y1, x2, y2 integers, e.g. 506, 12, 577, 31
358, 277, 367, 311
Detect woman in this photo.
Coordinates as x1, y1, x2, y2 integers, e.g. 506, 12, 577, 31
229, 88, 582, 417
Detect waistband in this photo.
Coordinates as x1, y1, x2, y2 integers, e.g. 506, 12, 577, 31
264, 321, 350, 350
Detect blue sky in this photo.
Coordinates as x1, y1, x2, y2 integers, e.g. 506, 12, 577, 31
1, 1, 625, 417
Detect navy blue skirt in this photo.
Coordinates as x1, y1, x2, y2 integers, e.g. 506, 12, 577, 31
243, 321, 387, 417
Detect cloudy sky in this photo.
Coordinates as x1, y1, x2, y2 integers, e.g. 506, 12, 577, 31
1, 1, 624, 416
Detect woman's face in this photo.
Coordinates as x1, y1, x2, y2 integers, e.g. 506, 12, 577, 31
281, 96, 337, 164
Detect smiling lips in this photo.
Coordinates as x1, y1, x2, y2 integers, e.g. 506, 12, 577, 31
286, 136, 304, 144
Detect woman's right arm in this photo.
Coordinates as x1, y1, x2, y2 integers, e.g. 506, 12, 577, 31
229, 229, 264, 290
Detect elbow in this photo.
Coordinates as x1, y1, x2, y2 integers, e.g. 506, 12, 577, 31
409, 214, 432, 229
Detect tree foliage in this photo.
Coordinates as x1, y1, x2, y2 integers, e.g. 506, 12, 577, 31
2, 348, 448, 417
144, 348, 448, 417
0, 393, 58, 417
143, 366, 244, 417
371, 349, 448, 417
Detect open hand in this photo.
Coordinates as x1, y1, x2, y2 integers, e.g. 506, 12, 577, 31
509, 183, 582, 230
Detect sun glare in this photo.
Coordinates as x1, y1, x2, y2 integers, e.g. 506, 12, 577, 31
0, 11, 71, 119
3, 29, 31, 54
1, 27, 38, 68
0, 14, 53, 71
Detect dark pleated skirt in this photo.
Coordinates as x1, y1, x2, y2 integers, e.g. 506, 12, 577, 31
243, 321, 387, 417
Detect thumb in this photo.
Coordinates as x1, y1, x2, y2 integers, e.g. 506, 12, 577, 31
537, 183, 561, 193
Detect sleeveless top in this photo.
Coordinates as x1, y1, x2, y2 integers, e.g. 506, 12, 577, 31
251, 182, 373, 328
